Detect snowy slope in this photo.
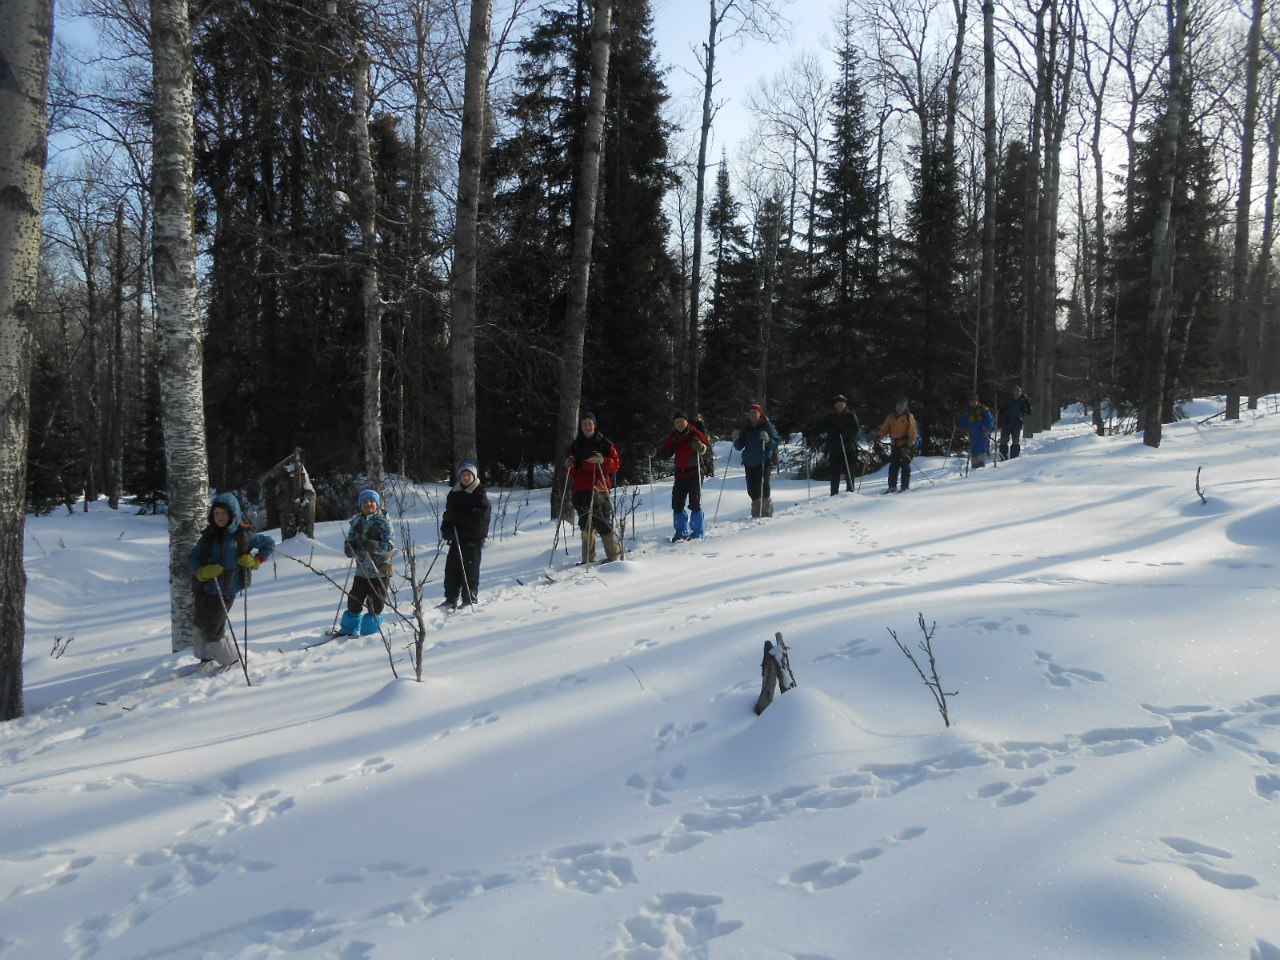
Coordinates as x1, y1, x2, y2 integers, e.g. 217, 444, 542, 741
4, 400, 1280, 960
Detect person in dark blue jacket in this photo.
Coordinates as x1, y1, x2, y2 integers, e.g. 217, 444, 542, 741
958, 395, 996, 469
187, 491, 274, 667
339, 489, 395, 635
733, 404, 782, 518
998, 386, 1033, 460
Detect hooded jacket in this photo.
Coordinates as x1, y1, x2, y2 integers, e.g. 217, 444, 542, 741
187, 492, 275, 596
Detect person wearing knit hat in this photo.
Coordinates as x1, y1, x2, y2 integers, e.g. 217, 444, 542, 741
876, 397, 918, 492
439, 461, 491, 610
338, 488, 395, 636
810, 395, 861, 496
732, 403, 781, 518
564, 412, 623, 563
660, 413, 711, 541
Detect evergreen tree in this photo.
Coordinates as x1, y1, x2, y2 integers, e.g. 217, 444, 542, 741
1108, 100, 1224, 414
800, 31, 879, 413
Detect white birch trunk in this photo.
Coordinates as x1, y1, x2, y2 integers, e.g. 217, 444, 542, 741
556, 0, 614, 463
353, 39, 384, 487
450, 0, 492, 467
0, 0, 53, 720
151, 0, 211, 651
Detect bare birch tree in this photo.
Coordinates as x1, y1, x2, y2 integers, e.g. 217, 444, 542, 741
1138, 0, 1189, 448
684, 0, 790, 411
151, 0, 211, 651
556, 0, 614, 468
450, 0, 492, 466
352, 36, 385, 487
0, 0, 54, 720
1225, 0, 1265, 421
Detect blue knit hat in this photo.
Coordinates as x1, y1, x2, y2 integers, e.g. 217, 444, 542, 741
457, 460, 478, 479
358, 489, 382, 509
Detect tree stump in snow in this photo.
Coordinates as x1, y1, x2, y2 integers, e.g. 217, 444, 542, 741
754, 632, 797, 716
261, 448, 315, 539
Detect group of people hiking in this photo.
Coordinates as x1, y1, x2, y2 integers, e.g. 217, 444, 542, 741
184, 386, 1033, 668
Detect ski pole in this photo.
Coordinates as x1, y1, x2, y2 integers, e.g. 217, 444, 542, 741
548, 468, 572, 567
210, 574, 250, 687
330, 558, 355, 633
243, 576, 250, 676
805, 447, 812, 500
713, 447, 734, 522
647, 456, 656, 532
839, 435, 854, 495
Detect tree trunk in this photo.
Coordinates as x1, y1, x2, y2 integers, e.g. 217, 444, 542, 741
1225, 0, 1263, 421
0, 0, 53, 721
352, 38, 385, 487
109, 203, 126, 509
979, 0, 996, 402
1247, 78, 1280, 404
556, 0, 613, 490
1139, 0, 1188, 448
450, 0, 492, 466
152, 0, 212, 652
687, 0, 720, 410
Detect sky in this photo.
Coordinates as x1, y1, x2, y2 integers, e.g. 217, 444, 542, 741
6, 397, 1280, 959
648, 0, 837, 160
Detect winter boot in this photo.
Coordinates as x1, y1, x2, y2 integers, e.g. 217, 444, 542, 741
359, 612, 382, 636
338, 610, 361, 636
750, 498, 761, 518
689, 510, 706, 539
580, 530, 597, 564
602, 531, 623, 562
761, 497, 774, 518
672, 510, 690, 542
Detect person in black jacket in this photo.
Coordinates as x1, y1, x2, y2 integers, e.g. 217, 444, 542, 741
998, 386, 1034, 460
440, 460, 492, 609
812, 395, 861, 495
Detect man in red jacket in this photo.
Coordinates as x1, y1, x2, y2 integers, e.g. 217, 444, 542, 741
564, 412, 623, 563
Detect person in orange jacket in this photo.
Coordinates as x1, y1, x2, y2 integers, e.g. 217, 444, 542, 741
877, 397, 918, 493
564, 412, 623, 563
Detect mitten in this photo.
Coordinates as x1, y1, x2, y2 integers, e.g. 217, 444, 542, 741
196, 564, 224, 581
237, 554, 261, 570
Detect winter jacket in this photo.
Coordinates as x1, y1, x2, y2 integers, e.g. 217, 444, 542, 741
733, 417, 781, 467
877, 412, 917, 449
345, 510, 395, 579
441, 478, 492, 546
187, 491, 275, 597
999, 395, 1033, 428
662, 425, 710, 479
958, 404, 995, 442
813, 408, 861, 456
566, 431, 621, 492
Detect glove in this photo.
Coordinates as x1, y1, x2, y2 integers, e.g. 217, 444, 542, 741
195, 564, 224, 582
238, 554, 262, 570
344, 540, 355, 558
564, 457, 574, 470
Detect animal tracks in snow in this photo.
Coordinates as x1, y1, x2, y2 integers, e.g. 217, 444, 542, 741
610, 892, 742, 960
1035, 650, 1106, 687
780, 827, 926, 894
1117, 836, 1260, 891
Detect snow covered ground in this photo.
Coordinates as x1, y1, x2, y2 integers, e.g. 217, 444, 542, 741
5, 399, 1280, 960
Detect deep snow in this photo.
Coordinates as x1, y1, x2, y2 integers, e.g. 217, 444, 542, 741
4, 400, 1280, 960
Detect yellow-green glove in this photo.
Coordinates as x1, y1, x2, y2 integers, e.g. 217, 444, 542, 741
237, 554, 262, 570
196, 564, 224, 581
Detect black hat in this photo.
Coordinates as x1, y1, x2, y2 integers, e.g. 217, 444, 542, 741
673, 411, 689, 421
580, 411, 597, 424
833, 394, 848, 404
